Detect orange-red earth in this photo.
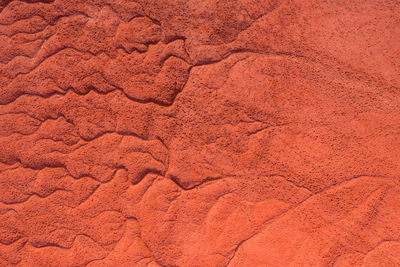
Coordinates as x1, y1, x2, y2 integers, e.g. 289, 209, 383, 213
1, 0, 400, 266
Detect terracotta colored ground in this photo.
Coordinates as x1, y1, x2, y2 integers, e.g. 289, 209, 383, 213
1, 0, 400, 266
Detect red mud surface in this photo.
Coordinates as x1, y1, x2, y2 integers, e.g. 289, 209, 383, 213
1, 0, 400, 266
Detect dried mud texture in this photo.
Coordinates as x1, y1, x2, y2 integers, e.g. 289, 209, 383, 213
0, 0, 400, 266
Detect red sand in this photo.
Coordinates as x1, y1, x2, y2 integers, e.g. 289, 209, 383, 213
1, 0, 400, 266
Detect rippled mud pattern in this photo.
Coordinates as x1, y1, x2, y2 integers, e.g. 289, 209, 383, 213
1, 0, 400, 266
